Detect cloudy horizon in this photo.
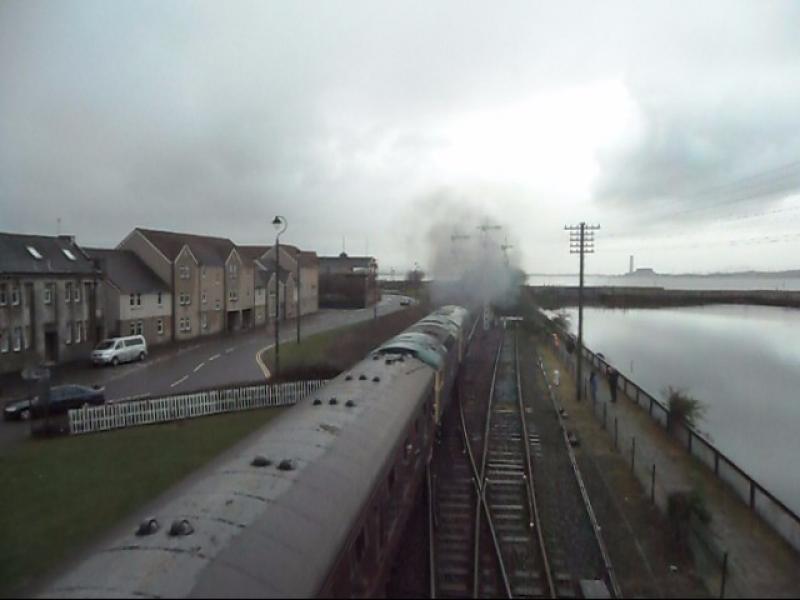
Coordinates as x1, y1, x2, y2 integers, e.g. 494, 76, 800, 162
2, 0, 799, 276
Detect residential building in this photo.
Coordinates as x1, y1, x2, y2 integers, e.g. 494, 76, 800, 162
319, 253, 379, 308
281, 245, 320, 316
86, 249, 171, 346
0, 233, 101, 375
224, 247, 255, 331
242, 244, 319, 319
118, 228, 250, 340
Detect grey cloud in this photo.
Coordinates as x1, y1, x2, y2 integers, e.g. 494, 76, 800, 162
3, 1, 800, 274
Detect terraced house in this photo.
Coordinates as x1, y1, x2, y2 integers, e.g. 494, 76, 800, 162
118, 228, 260, 341
241, 244, 319, 321
86, 248, 172, 346
0, 233, 101, 375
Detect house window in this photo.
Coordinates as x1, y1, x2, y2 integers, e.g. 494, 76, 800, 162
185, 318, 191, 332
25, 326, 30, 349
201, 314, 208, 330
74, 283, 81, 303
13, 327, 22, 352
157, 319, 164, 335
0, 284, 6, 305
11, 286, 20, 306
215, 299, 221, 311
26, 245, 43, 259
43, 285, 52, 305
136, 321, 143, 335
179, 266, 190, 279
136, 293, 142, 306
65, 321, 72, 344
0, 329, 8, 353
202, 293, 207, 304
65, 282, 72, 304
61, 248, 77, 261
130, 294, 135, 307
157, 292, 162, 305
229, 290, 238, 303
229, 262, 238, 276
75, 321, 82, 343
201, 266, 206, 279
130, 322, 136, 335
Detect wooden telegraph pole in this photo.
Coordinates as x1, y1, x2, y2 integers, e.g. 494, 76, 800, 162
564, 222, 600, 402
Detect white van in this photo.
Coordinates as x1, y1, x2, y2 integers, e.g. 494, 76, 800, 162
91, 335, 148, 366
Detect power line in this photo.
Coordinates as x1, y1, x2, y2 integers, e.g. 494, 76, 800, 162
604, 159, 800, 239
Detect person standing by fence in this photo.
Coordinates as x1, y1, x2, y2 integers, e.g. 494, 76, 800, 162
607, 366, 619, 403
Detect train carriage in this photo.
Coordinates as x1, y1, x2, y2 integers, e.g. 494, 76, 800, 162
41, 306, 473, 599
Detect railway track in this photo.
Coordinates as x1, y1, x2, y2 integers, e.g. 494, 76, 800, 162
483, 330, 555, 599
430, 323, 619, 598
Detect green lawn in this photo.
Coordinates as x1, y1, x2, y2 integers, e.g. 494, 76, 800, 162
0, 407, 284, 597
262, 306, 427, 380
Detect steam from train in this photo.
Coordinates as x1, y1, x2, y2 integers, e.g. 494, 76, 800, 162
417, 191, 525, 308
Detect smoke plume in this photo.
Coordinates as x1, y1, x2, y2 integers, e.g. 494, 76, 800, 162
411, 190, 524, 308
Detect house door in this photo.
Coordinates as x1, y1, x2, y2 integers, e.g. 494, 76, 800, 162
44, 331, 58, 363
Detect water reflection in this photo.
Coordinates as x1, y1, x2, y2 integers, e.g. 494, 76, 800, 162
559, 304, 800, 513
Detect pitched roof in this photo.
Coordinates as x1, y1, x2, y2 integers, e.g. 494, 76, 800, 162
260, 264, 294, 284
240, 244, 319, 267
0, 232, 96, 275
85, 248, 169, 294
135, 228, 236, 266
239, 245, 270, 261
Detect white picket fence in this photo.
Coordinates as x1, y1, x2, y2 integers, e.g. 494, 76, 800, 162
68, 379, 329, 435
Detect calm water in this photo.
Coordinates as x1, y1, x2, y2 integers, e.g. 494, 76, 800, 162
558, 304, 800, 513
529, 274, 800, 291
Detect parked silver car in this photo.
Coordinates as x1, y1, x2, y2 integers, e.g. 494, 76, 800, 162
91, 335, 148, 366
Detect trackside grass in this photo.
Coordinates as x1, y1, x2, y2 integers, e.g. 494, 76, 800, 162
0, 407, 284, 597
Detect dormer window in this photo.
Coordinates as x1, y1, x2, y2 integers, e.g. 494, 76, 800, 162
26, 246, 43, 259
62, 248, 77, 261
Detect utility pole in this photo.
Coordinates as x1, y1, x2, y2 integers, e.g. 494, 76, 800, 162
477, 222, 502, 322
500, 237, 513, 267
564, 222, 600, 402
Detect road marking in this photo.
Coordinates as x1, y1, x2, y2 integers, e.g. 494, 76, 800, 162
171, 375, 189, 388
209, 353, 221, 361
225, 347, 235, 354
255, 344, 274, 380
194, 362, 205, 373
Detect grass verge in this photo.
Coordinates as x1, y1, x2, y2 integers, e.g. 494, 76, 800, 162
0, 407, 284, 597
262, 306, 428, 381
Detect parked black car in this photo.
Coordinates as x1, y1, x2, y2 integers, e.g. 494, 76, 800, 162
3, 385, 106, 421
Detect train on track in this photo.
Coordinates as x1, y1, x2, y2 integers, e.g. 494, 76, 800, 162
42, 305, 474, 599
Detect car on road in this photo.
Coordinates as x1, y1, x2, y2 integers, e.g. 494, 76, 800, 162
3, 384, 106, 421
400, 297, 412, 306
91, 335, 148, 366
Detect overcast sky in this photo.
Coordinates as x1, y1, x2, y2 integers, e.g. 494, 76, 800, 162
2, 0, 799, 275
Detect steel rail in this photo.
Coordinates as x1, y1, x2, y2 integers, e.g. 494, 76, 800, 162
537, 355, 623, 598
458, 338, 511, 599
427, 465, 437, 599
513, 331, 557, 599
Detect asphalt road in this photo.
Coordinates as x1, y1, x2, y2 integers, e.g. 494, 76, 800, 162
0, 295, 414, 451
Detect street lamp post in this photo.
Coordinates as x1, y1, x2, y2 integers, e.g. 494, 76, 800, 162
272, 216, 287, 379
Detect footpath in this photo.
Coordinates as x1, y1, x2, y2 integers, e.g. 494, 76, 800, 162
544, 340, 800, 598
